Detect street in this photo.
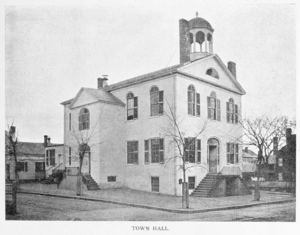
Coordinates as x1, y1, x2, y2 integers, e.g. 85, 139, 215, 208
6, 193, 295, 221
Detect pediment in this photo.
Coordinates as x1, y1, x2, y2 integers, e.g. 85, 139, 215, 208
69, 88, 98, 109
178, 54, 246, 95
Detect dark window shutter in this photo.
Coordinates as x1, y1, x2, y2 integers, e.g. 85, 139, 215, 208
235, 104, 238, 123
25, 162, 28, 172
207, 97, 211, 119
159, 90, 164, 102
196, 93, 200, 116
216, 99, 221, 121
226, 102, 229, 122
134, 97, 138, 119
226, 143, 230, 163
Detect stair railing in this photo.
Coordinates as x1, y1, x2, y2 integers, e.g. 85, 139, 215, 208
82, 174, 90, 185
220, 166, 243, 177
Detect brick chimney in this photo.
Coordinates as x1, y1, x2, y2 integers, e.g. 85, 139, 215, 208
9, 126, 16, 141
44, 135, 48, 148
97, 75, 109, 89
228, 61, 236, 79
179, 19, 190, 64
47, 137, 51, 145
286, 128, 292, 150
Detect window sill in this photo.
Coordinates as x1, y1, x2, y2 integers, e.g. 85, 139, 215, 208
187, 115, 200, 118
149, 114, 164, 119
126, 119, 138, 123
126, 163, 139, 166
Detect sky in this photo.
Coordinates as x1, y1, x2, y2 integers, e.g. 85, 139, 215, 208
4, 0, 297, 143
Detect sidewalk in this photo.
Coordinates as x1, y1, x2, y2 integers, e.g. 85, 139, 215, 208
19, 183, 295, 213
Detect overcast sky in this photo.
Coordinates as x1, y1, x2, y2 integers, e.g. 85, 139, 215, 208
5, 0, 296, 143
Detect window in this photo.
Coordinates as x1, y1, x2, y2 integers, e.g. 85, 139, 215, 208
69, 147, 72, 166
184, 138, 195, 163
151, 138, 164, 163
107, 176, 117, 182
127, 141, 138, 164
151, 177, 159, 192
150, 86, 164, 116
207, 92, 220, 121
197, 139, 201, 163
69, 113, 72, 131
144, 140, 149, 164
227, 143, 239, 164
46, 149, 56, 166
188, 85, 200, 116
227, 98, 238, 124
35, 162, 45, 172
127, 93, 138, 120
278, 158, 283, 167
79, 108, 90, 130
184, 138, 201, 163
188, 176, 196, 189
206, 68, 219, 78
17, 162, 28, 172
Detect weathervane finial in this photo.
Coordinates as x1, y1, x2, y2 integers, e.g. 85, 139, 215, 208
196, 11, 198, 17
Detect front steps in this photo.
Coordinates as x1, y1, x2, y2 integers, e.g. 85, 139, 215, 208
191, 173, 251, 198
82, 174, 100, 190
191, 173, 223, 197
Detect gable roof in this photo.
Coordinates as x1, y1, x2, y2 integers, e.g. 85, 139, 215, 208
16, 142, 45, 155
106, 64, 183, 91
65, 87, 125, 108
105, 54, 245, 95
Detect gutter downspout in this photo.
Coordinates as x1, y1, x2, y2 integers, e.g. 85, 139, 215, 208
173, 74, 177, 196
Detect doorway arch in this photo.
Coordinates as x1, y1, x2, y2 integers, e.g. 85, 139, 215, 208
207, 138, 219, 173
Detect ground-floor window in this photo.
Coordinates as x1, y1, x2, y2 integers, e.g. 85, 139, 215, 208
226, 143, 239, 164
151, 177, 159, 192
17, 162, 28, 172
127, 141, 139, 164
35, 162, 45, 172
46, 149, 56, 166
145, 138, 164, 164
188, 176, 196, 189
107, 176, 116, 182
184, 138, 201, 163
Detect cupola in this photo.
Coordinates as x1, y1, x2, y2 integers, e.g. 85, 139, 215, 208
179, 12, 214, 63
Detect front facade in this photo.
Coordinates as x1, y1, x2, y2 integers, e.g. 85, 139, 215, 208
61, 15, 246, 196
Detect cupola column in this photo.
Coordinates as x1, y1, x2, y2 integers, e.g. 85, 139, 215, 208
210, 36, 213, 53
193, 34, 196, 53
204, 34, 207, 52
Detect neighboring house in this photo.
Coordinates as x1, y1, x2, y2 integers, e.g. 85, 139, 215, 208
242, 147, 257, 176
5, 129, 46, 182
44, 135, 65, 178
61, 15, 248, 196
276, 128, 296, 182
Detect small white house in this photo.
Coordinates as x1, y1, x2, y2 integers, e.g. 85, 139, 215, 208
60, 15, 249, 196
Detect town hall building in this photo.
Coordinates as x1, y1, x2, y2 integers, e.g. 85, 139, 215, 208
60, 15, 249, 196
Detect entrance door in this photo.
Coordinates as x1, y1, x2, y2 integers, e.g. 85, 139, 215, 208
208, 138, 219, 173
81, 152, 91, 174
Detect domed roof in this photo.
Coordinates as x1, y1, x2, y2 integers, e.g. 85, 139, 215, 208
189, 17, 214, 31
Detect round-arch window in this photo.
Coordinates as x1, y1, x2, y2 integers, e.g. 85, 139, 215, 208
206, 68, 219, 79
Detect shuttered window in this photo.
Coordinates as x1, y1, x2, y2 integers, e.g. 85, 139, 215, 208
150, 138, 164, 163
197, 139, 201, 163
127, 141, 139, 164
207, 92, 220, 121
127, 93, 138, 120
184, 138, 201, 163
188, 85, 195, 115
150, 87, 164, 116
79, 108, 90, 130
196, 93, 200, 116
227, 99, 238, 124
227, 143, 239, 164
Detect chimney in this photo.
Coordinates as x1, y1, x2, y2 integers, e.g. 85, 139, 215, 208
47, 137, 51, 145
44, 135, 48, 148
179, 19, 190, 64
245, 147, 248, 153
228, 61, 236, 79
97, 75, 109, 89
286, 128, 292, 150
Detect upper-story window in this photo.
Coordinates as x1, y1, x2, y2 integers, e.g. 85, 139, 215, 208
69, 113, 72, 131
127, 93, 138, 120
227, 143, 239, 164
207, 91, 221, 121
206, 68, 219, 79
79, 108, 90, 130
150, 86, 164, 116
226, 98, 239, 124
188, 85, 200, 116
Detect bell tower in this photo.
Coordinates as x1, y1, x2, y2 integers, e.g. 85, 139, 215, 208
179, 12, 214, 64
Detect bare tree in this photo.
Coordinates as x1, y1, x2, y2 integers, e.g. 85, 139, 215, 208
5, 123, 18, 214
162, 102, 208, 208
239, 115, 296, 201
68, 111, 102, 196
